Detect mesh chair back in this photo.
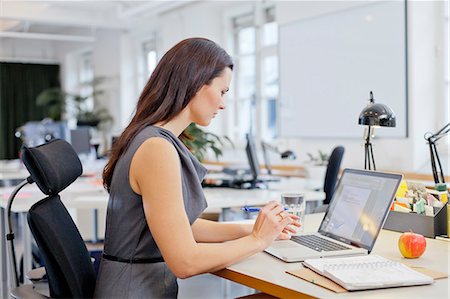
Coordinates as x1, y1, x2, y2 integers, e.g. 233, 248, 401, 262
323, 146, 345, 204
27, 195, 96, 298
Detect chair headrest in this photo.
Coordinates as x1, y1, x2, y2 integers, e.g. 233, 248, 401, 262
21, 139, 83, 195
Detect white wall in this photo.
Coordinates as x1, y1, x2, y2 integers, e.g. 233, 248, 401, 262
91, 29, 122, 137
0, 38, 58, 63
267, 0, 447, 173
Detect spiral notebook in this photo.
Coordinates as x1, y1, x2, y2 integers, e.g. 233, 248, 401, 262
303, 255, 434, 291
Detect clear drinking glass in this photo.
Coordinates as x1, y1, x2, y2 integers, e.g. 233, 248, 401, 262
281, 193, 305, 233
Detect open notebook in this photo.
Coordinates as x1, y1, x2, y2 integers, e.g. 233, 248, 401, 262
303, 255, 434, 291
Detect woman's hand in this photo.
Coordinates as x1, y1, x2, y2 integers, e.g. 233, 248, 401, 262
277, 214, 301, 240
250, 201, 301, 250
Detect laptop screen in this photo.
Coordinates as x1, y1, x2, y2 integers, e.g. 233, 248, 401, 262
318, 169, 402, 251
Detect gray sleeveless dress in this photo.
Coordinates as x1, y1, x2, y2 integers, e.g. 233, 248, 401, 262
94, 126, 208, 298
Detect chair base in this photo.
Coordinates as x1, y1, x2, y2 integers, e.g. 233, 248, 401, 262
11, 283, 49, 299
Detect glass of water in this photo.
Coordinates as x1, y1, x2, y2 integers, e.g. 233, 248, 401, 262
281, 193, 305, 233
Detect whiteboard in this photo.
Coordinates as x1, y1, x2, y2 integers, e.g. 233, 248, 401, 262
279, 1, 407, 138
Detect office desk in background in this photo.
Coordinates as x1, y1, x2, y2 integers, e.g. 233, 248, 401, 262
203, 177, 325, 219
214, 213, 450, 299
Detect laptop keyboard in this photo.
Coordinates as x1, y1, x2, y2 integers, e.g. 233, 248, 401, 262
291, 235, 351, 252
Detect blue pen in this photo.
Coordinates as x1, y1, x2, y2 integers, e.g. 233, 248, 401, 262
241, 206, 261, 212
241, 206, 288, 212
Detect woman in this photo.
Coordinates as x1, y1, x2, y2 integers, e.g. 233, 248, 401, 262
94, 38, 299, 298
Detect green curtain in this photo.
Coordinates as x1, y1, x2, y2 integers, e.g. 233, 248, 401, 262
0, 62, 60, 159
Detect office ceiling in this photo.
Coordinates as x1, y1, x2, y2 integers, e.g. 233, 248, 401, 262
0, 1, 197, 41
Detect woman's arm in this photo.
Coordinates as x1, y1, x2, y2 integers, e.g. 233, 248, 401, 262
191, 218, 253, 242
130, 137, 295, 279
192, 218, 299, 243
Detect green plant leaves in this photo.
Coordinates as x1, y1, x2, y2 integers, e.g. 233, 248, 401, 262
181, 123, 233, 162
36, 87, 66, 120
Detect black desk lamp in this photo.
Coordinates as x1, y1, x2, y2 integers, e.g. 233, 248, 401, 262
358, 91, 396, 170
261, 141, 296, 175
424, 122, 449, 189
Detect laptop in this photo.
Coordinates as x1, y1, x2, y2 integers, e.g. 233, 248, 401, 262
265, 168, 402, 262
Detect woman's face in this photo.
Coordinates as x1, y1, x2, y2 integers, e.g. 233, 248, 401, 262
188, 67, 232, 126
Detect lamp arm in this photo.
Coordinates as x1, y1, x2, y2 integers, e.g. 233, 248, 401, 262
425, 123, 449, 185
428, 141, 439, 184
6, 176, 34, 287
430, 127, 450, 143
433, 122, 450, 136
426, 122, 450, 142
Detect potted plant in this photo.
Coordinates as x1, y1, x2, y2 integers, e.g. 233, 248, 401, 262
72, 77, 113, 129
304, 150, 329, 190
36, 78, 113, 129
73, 95, 113, 128
180, 123, 233, 162
36, 87, 66, 121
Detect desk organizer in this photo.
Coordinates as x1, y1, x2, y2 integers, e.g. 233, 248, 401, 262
383, 205, 448, 238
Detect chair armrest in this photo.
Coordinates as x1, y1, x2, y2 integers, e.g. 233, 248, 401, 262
26, 267, 46, 282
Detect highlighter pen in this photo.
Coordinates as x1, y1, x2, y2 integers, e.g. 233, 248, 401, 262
241, 206, 288, 212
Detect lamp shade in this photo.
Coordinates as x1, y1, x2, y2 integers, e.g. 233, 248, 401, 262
358, 92, 396, 127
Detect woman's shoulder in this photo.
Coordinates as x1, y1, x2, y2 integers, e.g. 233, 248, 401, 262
134, 126, 178, 157
140, 136, 176, 155
131, 125, 175, 147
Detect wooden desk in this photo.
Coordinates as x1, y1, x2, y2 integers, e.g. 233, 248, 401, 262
214, 213, 449, 299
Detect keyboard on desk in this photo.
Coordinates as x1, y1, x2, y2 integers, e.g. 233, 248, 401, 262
291, 235, 351, 252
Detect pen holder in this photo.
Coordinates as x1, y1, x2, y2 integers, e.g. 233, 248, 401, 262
383, 205, 447, 238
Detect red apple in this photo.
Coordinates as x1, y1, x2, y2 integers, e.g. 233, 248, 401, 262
398, 232, 427, 259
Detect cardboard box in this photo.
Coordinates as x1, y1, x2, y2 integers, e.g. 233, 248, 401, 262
383, 205, 447, 238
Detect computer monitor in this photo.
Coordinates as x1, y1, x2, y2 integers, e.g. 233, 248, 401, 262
245, 133, 260, 181
17, 121, 69, 147
70, 127, 91, 155
42, 121, 69, 141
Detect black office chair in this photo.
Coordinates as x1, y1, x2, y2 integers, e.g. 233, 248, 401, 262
314, 146, 345, 213
11, 139, 96, 298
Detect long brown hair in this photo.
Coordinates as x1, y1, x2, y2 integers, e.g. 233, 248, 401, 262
103, 38, 233, 192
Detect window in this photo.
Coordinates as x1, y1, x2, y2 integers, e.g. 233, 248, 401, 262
74, 51, 94, 117
143, 39, 158, 78
230, 6, 279, 142
439, 1, 449, 147
444, 1, 449, 127
260, 8, 278, 140
137, 36, 158, 93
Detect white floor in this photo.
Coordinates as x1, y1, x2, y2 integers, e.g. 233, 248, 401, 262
178, 274, 255, 298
